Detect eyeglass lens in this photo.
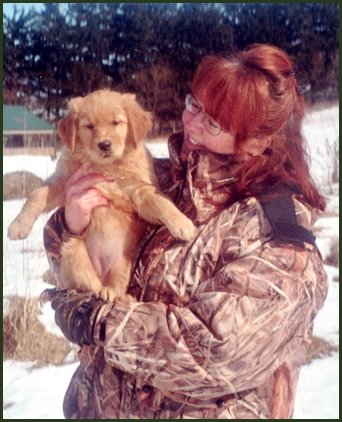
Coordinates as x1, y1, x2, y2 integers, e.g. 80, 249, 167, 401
185, 94, 222, 136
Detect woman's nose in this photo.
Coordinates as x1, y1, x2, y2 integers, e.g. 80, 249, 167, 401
183, 109, 205, 132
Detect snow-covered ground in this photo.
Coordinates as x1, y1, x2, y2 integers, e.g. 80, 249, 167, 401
3, 104, 339, 419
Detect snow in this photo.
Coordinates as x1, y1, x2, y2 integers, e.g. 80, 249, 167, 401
3, 104, 339, 419
294, 353, 339, 419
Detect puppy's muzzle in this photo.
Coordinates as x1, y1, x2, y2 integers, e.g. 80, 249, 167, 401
98, 140, 112, 152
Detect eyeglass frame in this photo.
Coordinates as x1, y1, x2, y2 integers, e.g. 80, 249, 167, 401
184, 94, 228, 137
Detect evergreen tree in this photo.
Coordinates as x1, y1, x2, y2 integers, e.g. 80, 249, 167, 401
3, 2, 339, 130
3, 6, 37, 104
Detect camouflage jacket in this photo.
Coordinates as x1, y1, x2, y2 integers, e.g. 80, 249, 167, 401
44, 133, 328, 419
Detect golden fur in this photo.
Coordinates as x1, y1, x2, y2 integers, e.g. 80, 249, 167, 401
8, 89, 195, 301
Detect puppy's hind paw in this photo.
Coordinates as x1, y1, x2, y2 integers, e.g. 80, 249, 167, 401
116, 294, 136, 303
98, 287, 118, 302
98, 288, 134, 303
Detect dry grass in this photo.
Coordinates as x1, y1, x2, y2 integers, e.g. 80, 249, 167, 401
3, 295, 76, 367
332, 274, 339, 283
324, 237, 339, 268
304, 335, 339, 364
3, 171, 43, 200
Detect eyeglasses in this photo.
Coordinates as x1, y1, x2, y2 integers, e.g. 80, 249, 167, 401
185, 94, 227, 137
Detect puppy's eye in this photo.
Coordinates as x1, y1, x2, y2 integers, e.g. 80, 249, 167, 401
86, 123, 94, 130
112, 120, 122, 126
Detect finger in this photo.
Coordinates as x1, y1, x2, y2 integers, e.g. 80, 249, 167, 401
65, 172, 109, 191
65, 174, 110, 199
67, 187, 109, 205
78, 189, 109, 208
65, 166, 109, 190
87, 190, 109, 206
65, 190, 109, 234
65, 163, 89, 186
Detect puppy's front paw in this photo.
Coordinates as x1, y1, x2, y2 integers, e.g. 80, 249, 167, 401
168, 215, 196, 241
8, 220, 31, 240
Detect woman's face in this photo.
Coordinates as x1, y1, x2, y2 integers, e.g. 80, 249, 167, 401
181, 95, 236, 157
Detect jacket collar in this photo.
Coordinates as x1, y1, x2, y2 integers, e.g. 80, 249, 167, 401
168, 132, 241, 222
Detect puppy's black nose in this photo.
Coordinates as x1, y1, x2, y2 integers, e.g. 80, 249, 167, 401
98, 140, 112, 152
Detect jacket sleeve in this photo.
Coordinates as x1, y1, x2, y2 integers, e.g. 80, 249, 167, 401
92, 199, 328, 401
44, 208, 71, 274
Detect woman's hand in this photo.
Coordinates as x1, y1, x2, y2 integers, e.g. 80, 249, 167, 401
40, 288, 107, 346
64, 164, 110, 235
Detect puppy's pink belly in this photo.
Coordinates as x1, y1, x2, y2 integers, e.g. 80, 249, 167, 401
87, 237, 125, 281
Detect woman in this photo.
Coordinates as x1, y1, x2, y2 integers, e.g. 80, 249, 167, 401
43, 44, 328, 419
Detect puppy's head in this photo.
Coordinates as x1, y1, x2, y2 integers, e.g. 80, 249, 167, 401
57, 90, 151, 163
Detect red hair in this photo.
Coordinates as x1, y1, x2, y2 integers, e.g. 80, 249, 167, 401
191, 44, 326, 210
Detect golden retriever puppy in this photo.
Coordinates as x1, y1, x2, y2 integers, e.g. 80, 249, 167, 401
8, 89, 195, 301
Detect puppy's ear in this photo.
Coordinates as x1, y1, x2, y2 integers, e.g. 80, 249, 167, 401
123, 94, 152, 146
57, 97, 83, 152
